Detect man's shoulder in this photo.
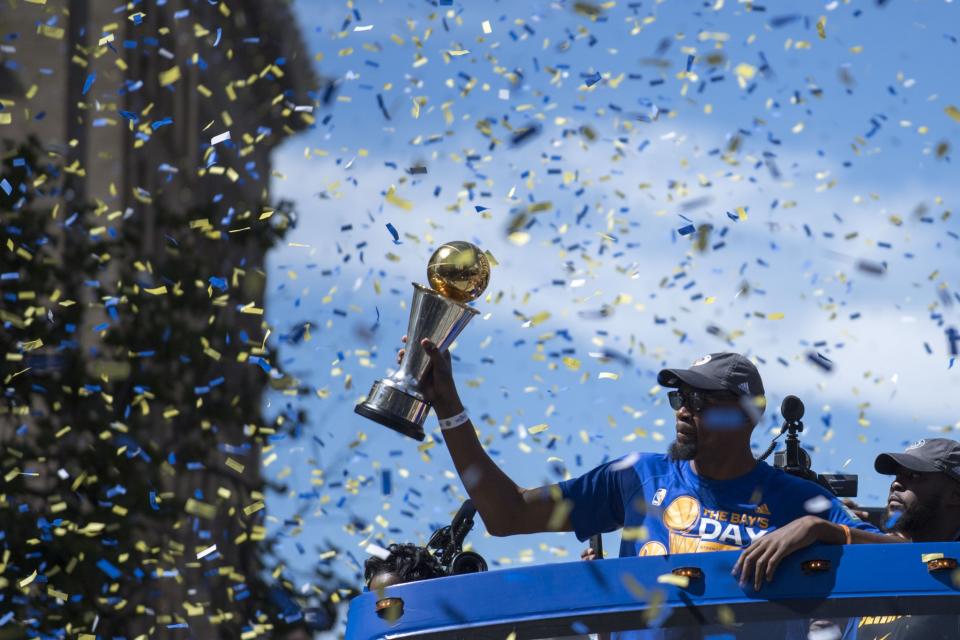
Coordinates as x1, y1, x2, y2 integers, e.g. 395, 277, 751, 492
761, 462, 831, 496
619, 452, 676, 479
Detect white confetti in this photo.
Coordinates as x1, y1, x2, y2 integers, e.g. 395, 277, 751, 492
196, 544, 217, 559
808, 625, 842, 640
210, 130, 231, 145
804, 495, 832, 514
611, 452, 641, 471
365, 543, 391, 560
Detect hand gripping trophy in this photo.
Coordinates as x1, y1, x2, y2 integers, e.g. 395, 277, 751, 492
354, 241, 490, 441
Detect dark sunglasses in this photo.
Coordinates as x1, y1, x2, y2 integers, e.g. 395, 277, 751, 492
667, 389, 737, 413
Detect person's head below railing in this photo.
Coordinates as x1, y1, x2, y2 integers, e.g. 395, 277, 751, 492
363, 542, 445, 592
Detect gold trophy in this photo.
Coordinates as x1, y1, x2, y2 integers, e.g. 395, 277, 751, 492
355, 241, 490, 441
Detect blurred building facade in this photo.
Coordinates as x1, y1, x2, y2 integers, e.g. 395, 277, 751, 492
1, 0, 316, 636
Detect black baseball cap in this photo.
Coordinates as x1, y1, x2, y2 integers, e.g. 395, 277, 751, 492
657, 352, 765, 398
875, 438, 960, 483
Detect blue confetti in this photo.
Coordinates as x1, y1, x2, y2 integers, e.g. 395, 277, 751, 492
570, 621, 590, 634
81, 71, 96, 95
97, 558, 121, 580
385, 222, 401, 244
0, 178, 11, 195
807, 351, 834, 372
151, 118, 173, 130
381, 469, 392, 495
947, 327, 960, 356
584, 71, 602, 87
677, 224, 696, 236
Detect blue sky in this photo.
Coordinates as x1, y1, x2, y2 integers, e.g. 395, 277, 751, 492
262, 0, 960, 633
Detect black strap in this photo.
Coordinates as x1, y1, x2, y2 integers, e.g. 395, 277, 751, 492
589, 533, 604, 559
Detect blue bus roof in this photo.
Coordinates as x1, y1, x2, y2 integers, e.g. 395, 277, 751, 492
346, 541, 960, 639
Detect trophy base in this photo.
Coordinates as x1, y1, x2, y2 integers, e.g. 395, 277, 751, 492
354, 381, 429, 442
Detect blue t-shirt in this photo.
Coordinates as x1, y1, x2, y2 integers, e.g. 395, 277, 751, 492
559, 453, 877, 639
560, 452, 875, 556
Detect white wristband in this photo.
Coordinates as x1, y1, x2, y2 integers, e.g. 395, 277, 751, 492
438, 410, 470, 430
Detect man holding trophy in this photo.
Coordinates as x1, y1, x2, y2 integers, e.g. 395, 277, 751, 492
355, 240, 882, 599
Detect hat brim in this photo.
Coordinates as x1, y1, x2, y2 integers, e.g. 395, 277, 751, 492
874, 452, 940, 475
657, 367, 729, 393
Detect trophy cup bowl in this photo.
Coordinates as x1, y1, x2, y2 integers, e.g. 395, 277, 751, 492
355, 241, 490, 441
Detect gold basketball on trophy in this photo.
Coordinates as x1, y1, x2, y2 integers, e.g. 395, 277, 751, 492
427, 241, 490, 303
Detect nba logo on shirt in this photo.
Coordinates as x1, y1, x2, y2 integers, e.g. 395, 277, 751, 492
652, 488, 666, 506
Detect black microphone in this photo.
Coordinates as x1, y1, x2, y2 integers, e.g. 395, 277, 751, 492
781, 395, 804, 423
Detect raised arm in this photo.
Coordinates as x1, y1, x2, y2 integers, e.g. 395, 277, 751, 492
407, 338, 572, 537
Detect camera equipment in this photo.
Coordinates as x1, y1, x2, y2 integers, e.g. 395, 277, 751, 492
758, 395, 859, 498
427, 499, 488, 575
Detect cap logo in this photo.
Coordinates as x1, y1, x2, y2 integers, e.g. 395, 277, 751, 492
906, 439, 926, 452
738, 382, 751, 394
692, 355, 712, 367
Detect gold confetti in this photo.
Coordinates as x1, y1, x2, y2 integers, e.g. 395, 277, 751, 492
621, 573, 647, 599
385, 185, 414, 211
734, 63, 756, 80
528, 311, 551, 326
945, 105, 960, 124
507, 231, 530, 246
159, 66, 181, 86
657, 573, 690, 588
243, 501, 265, 516
816, 16, 826, 39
